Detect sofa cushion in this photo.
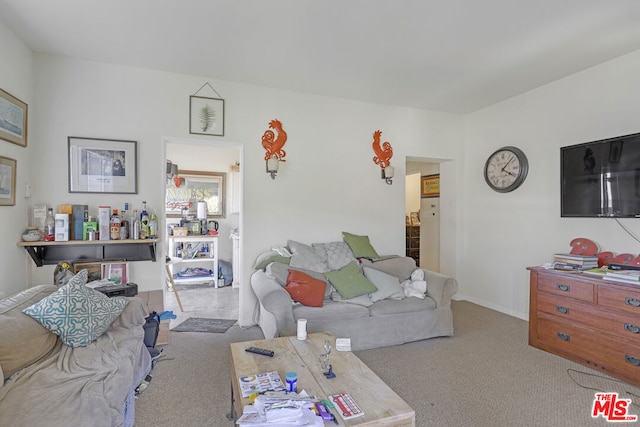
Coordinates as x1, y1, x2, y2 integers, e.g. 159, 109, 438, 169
368, 296, 437, 316
22, 270, 128, 348
330, 291, 374, 307
284, 270, 326, 307
312, 241, 355, 271
288, 240, 329, 273
0, 284, 59, 381
363, 266, 405, 302
293, 300, 369, 323
324, 261, 378, 299
266, 262, 333, 299
360, 256, 417, 281
342, 232, 379, 258
254, 250, 291, 270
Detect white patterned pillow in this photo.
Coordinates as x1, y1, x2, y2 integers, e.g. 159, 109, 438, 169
312, 241, 355, 271
288, 240, 329, 273
22, 269, 128, 348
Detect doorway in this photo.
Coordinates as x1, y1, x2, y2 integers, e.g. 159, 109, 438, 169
163, 137, 242, 324
406, 159, 440, 272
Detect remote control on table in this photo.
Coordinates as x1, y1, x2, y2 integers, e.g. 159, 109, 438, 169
245, 346, 274, 357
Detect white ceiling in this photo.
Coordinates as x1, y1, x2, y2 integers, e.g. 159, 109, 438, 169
2, 0, 640, 114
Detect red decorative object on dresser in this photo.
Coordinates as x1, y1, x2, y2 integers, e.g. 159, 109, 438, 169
527, 266, 640, 387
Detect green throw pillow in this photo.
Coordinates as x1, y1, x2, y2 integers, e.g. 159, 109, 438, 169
324, 261, 378, 299
342, 232, 379, 258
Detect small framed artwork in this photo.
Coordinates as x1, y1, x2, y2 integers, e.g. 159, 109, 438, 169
0, 156, 16, 206
102, 262, 128, 285
72, 261, 105, 282
189, 96, 224, 136
421, 174, 440, 198
0, 88, 28, 147
68, 136, 137, 194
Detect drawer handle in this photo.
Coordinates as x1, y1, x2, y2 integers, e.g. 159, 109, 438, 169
557, 332, 570, 342
626, 297, 640, 307
625, 355, 640, 366
624, 323, 640, 334
556, 283, 570, 292
556, 305, 569, 315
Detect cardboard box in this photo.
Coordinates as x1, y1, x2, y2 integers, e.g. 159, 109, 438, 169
72, 204, 88, 240
158, 321, 170, 345
173, 227, 188, 237
83, 221, 98, 240
98, 206, 110, 240
54, 213, 70, 241
58, 204, 73, 214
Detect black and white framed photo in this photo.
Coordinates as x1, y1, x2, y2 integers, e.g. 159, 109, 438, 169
0, 156, 16, 206
68, 136, 137, 194
189, 95, 224, 136
0, 88, 28, 147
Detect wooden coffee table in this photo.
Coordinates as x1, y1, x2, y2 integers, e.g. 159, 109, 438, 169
229, 332, 415, 426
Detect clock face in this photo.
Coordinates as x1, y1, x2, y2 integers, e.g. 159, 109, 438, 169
484, 146, 528, 192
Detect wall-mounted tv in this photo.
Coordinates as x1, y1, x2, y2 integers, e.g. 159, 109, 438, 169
561, 132, 640, 218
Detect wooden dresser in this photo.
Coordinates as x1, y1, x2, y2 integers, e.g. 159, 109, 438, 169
528, 267, 640, 387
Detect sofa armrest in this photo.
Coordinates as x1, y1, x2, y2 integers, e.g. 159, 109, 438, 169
422, 269, 458, 307
250, 270, 296, 337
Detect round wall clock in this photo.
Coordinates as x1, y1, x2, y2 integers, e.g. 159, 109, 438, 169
483, 146, 529, 193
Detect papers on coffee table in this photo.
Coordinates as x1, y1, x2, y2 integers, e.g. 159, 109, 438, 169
238, 371, 286, 398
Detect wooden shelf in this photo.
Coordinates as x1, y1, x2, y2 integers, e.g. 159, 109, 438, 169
17, 239, 159, 267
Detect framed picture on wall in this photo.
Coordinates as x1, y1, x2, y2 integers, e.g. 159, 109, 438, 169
0, 156, 17, 206
68, 137, 138, 194
0, 88, 28, 147
421, 174, 440, 198
189, 96, 225, 136
101, 262, 128, 285
166, 170, 226, 218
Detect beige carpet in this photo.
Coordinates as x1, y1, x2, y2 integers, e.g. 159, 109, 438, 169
134, 300, 640, 426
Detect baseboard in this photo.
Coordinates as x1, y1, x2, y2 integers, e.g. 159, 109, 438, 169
453, 295, 528, 321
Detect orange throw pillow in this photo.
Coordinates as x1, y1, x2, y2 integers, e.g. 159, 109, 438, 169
284, 270, 326, 307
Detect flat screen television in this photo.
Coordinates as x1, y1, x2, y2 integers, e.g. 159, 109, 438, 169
561, 132, 640, 218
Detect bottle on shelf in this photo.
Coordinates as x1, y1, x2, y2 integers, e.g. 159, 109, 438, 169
149, 212, 158, 239
44, 208, 55, 242
140, 201, 150, 238
110, 209, 121, 240
132, 209, 141, 240
120, 202, 130, 240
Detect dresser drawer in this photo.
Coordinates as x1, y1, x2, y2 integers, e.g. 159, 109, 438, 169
537, 272, 594, 303
537, 315, 640, 381
598, 284, 640, 315
537, 292, 640, 345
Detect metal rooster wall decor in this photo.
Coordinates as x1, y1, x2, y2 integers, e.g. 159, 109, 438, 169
372, 130, 394, 184
262, 119, 288, 179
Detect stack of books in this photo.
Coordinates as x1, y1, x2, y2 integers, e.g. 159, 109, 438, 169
603, 270, 640, 285
553, 253, 599, 270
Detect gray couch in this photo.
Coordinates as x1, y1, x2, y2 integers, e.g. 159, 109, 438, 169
250, 244, 458, 351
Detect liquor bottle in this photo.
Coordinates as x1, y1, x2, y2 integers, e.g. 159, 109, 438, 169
149, 212, 158, 239
110, 209, 121, 240
120, 202, 130, 240
132, 209, 141, 240
44, 208, 55, 241
140, 201, 150, 238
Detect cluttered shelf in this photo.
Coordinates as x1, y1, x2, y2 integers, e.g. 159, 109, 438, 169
17, 239, 159, 267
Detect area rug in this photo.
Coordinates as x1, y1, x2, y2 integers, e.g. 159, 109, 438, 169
171, 318, 237, 333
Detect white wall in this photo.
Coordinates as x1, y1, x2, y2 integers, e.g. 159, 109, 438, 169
0, 21, 33, 297
20, 54, 462, 325
461, 49, 640, 319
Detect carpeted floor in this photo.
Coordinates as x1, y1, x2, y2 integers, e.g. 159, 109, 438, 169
171, 317, 237, 333
134, 300, 640, 426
